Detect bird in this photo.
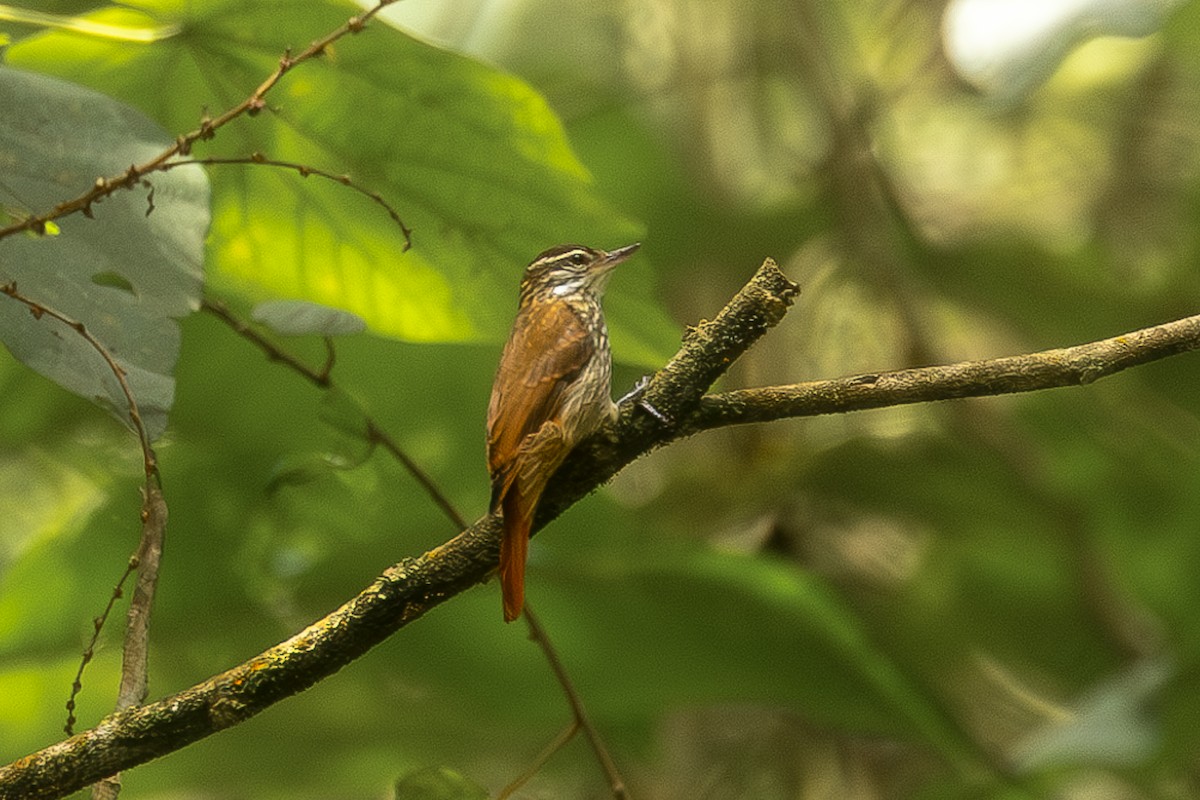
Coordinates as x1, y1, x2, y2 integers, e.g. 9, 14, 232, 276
487, 242, 640, 622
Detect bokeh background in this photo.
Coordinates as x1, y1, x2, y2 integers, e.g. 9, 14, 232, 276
3, 0, 1200, 797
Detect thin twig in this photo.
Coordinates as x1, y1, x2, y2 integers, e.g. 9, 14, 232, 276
203, 298, 628, 792
89, 483, 167, 800
0, 283, 167, 796
159, 155, 411, 244
116, 484, 167, 707
0, 283, 157, 478
15, 258, 1200, 799
201, 300, 466, 526
523, 605, 628, 799
0, 258, 795, 800
366, 421, 469, 530
496, 721, 579, 800
0, 0, 408, 248
62, 557, 139, 735
321, 336, 337, 379
200, 300, 331, 386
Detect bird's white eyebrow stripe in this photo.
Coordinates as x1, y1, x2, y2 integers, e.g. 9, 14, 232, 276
533, 248, 591, 268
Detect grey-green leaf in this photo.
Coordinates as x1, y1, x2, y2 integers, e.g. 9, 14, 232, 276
252, 299, 366, 337
0, 66, 209, 439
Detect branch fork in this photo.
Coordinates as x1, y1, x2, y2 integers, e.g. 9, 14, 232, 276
6, 254, 1200, 799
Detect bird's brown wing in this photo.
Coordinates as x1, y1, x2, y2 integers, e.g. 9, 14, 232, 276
487, 299, 593, 621
486, 299, 592, 510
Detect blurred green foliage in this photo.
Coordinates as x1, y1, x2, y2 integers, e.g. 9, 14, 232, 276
4, 1, 1200, 799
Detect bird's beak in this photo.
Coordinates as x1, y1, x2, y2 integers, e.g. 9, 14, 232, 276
599, 242, 641, 269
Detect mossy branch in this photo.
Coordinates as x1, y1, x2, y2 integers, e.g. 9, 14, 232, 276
686, 312, 1200, 431
4, 258, 1200, 799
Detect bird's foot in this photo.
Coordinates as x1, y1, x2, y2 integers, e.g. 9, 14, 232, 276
619, 375, 672, 425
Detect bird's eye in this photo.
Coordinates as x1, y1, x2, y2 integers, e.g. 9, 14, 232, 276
569, 252, 589, 266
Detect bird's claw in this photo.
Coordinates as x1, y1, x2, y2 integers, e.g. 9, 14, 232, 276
617, 374, 650, 405
619, 375, 672, 425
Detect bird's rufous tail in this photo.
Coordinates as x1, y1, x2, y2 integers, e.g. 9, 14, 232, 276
499, 490, 529, 622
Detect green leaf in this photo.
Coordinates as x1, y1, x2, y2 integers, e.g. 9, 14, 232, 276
540, 548, 993, 778
265, 449, 370, 494
0, 66, 209, 439
318, 386, 372, 441
251, 299, 366, 337
393, 766, 488, 800
5, 0, 678, 366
